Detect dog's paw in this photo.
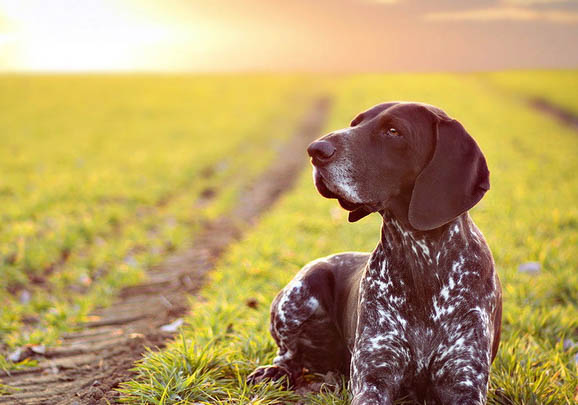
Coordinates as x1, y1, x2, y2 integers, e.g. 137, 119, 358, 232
247, 364, 293, 387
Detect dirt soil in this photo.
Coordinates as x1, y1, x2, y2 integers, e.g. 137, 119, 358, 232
529, 97, 578, 130
0, 97, 331, 405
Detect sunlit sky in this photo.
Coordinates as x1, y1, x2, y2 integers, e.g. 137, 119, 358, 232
1, 0, 577, 72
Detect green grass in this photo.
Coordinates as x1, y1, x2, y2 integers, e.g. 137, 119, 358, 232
119, 74, 577, 404
0, 75, 319, 364
481, 69, 578, 115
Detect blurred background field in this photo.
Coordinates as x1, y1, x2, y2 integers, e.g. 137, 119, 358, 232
0, 75, 317, 362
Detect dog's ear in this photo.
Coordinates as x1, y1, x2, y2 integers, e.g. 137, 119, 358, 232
351, 102, 399, 127
350, 113, 365, 127
408, 115, 489, 231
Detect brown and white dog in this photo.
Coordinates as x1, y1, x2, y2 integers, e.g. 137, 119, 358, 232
248, 102, 502, 405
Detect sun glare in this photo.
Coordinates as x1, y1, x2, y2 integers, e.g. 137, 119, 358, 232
0, 0, 211, 72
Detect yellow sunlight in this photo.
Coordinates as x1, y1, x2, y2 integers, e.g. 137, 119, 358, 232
0, 0, 222, 71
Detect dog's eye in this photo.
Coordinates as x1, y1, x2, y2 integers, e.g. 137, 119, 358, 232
386, 128, 400, 137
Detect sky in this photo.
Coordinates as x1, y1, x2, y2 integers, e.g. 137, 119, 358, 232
0, 0, 577, 72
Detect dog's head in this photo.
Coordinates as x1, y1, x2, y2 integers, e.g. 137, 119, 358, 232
307, 102, 489, 231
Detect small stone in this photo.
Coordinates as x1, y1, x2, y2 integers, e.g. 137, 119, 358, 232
30, 345, 46, 355
19, 290, 31, 304
160, 318, 184, 332
518, 261, 541, 275
8, 348, 23, 362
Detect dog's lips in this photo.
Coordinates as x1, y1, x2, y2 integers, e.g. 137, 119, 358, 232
312, 170, 336, 199
337, 196, 361, 211
313, 169, 361, 211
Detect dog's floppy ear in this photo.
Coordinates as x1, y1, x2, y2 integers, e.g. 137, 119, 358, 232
350, 102, 400, 127
408, 114, 489, 231
350, 113, 365, 127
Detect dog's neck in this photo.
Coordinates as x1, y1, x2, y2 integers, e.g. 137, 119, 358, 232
376, 209, 470, 278
366, 212, 461, 312
379, 210, 449, 248
378, 211, 444, 264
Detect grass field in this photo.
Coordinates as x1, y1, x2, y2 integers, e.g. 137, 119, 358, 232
0, 75, 317, 368
481, 70, 578, 115
118, 73, 577, 404
1, 71, 577, 403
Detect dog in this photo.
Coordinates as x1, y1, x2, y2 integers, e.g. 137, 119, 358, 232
248, 102, 502, 404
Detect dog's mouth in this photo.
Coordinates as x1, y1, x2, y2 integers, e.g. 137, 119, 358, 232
313, 170, 355, 208
312, 169, 372, 222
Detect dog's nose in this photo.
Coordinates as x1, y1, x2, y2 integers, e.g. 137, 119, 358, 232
307, 140, 335, 162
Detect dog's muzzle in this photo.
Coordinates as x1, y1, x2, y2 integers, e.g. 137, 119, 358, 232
312, 169, 361, 211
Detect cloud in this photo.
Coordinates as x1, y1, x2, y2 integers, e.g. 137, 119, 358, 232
424, 6, 578, 23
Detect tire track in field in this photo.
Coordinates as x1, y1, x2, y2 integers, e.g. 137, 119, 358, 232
0, 97, 331, 405
527, 97, 578, 131
6, 146, 245, 295
476, 77, 578, 132
3, 103, 285, 299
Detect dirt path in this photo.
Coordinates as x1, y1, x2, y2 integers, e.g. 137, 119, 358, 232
0, 97, 331, 405
528, 97, 578, 131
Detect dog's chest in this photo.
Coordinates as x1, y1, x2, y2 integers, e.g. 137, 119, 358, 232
355, 217, 493, 355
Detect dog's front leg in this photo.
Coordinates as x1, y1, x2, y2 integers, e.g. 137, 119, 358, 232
247, 276, 324, 387
429, 321, 493, 405
349, 332, 410, 405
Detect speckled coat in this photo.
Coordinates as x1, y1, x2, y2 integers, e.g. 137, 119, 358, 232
247, 102, 502, 405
